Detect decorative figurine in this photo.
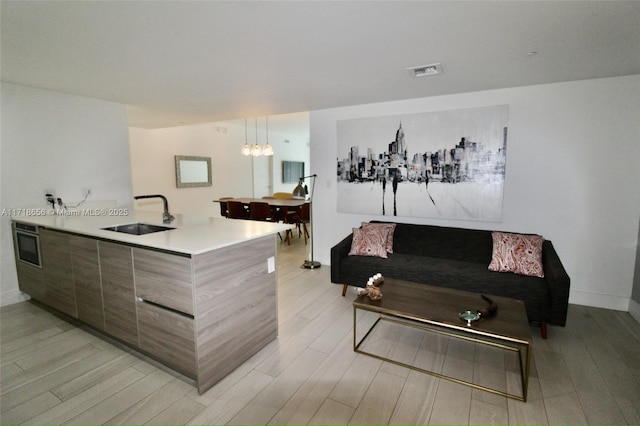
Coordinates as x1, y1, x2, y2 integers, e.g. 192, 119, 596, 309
357, 273, 384, 300
478, 295, 498, 318
357, 285, 383, 301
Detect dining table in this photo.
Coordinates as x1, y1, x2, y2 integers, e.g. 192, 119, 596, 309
213, 197, 307, 244
214, 197, 306, 209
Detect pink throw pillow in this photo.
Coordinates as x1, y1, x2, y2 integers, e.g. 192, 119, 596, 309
361, 222, 396, 253
348, 226, 390, 258
488, 231, 545, 278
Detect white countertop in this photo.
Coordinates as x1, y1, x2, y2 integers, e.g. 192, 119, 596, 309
11, 209, 292, 255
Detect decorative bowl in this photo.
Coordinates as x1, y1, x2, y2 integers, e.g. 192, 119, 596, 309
458, 310, 481, 325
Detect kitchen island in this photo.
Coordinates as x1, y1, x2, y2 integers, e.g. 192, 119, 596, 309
11, 210, 291, 394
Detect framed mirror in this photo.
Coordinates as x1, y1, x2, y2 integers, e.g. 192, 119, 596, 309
175, 155, 212, 188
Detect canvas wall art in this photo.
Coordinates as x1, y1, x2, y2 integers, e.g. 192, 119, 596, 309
337, 105, 509, 222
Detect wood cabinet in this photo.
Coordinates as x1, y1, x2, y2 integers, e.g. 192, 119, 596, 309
12, 221, 279, 395
99, 241, 139, 347
14, 261, 45, 302
193, 235, 277, 391
132, 247, 196, 375
70, 235, 104, 330
136, 300, 196, 377
39, 229, 77, 318
133, 248, 193, 315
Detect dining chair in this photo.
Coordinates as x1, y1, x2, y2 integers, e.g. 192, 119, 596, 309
227, 201, 249, 219
290, 203, 310, 244
218, 197, 234, 218
249, 201, 290, 243
261, 196, 287, 221
249, 202, 276, 222
272, 192, 293, 199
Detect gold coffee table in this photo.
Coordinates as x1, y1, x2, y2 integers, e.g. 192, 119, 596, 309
353, 278, 532, 401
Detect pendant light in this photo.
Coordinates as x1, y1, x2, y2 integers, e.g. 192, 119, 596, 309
263, 116, 274, 156
241, 118, 251, 156
251, 117, 263, 157
241, 116, 274, 157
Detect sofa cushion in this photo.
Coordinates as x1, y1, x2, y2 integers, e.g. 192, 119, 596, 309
488, 232, 545, 277
362, 222, 396, 253
348, 226, 389, 258
388, 223, 493, 264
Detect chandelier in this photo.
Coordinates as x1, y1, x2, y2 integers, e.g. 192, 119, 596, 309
241, 117, 273, 157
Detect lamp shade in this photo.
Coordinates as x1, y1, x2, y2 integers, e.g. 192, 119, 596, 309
251, 144, 263, 157
292, 181, 306, 199
263, 116, 273, 156
241, 116, 274, 157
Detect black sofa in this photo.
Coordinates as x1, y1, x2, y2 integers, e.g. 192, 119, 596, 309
330, 222, 570, 338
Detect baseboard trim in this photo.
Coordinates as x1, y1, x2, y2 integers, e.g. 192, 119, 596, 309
628, 299, 640, 324
569, 289, 630, 312
0, 289, 30, 307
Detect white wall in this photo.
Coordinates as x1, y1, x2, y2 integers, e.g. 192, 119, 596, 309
631, 215, 640, 322
0, 83, 132, 306
129, 114, 310, 217
130, 122, 251, 217
269, 115, 311, 195
311, 75, 640, 312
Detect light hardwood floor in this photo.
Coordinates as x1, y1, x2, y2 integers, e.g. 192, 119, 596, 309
2, 234, 639, 425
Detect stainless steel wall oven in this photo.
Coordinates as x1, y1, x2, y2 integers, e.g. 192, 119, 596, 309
13, 222, 42, 268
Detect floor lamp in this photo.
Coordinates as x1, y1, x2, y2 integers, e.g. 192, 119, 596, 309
293, 174, 321, 269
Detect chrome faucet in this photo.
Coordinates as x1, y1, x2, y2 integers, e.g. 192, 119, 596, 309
134, 194, 175, 223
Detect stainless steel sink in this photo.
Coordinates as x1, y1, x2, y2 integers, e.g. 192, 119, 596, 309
101, 223, 175, 235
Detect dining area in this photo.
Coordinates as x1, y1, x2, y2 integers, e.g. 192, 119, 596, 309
214, 194, 310, 246
214, 174, 320, 269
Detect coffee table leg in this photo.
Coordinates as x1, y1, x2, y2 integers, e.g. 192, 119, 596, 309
353, 305, 531, 402
520, 341, 532, 401
353, 305, 382, 352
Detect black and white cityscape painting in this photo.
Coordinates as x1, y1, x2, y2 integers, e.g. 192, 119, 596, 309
337, 105, 509, 222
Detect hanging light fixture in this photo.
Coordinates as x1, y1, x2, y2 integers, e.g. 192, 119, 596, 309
263, 116, 274, 156
251, 117, 263, 156
241, 118, 251, 156
241, 116, 274, 157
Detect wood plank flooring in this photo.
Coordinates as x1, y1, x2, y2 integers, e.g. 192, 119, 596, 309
2, 234, 639, 424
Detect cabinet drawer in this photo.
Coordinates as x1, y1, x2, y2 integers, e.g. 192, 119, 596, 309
137, 299, 196, 377
133, 248, 193, 315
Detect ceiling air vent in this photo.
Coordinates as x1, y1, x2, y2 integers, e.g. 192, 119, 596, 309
406, 63, 443, 78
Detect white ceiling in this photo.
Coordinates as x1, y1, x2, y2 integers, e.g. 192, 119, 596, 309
2, 1, 639, 130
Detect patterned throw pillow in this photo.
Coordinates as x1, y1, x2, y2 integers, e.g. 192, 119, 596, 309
361, 222, 397, 253
488, 231, 545, 278
348, 226, 390, 258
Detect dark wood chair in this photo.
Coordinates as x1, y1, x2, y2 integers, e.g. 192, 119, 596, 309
227, 201, 249, 219
250, 201, 289, 243
289, 202, 310, 244
218, 197, 233, 218
249, 202, 276, 222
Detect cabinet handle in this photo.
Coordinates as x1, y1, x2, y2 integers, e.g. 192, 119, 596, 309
137, 297, 194, 319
